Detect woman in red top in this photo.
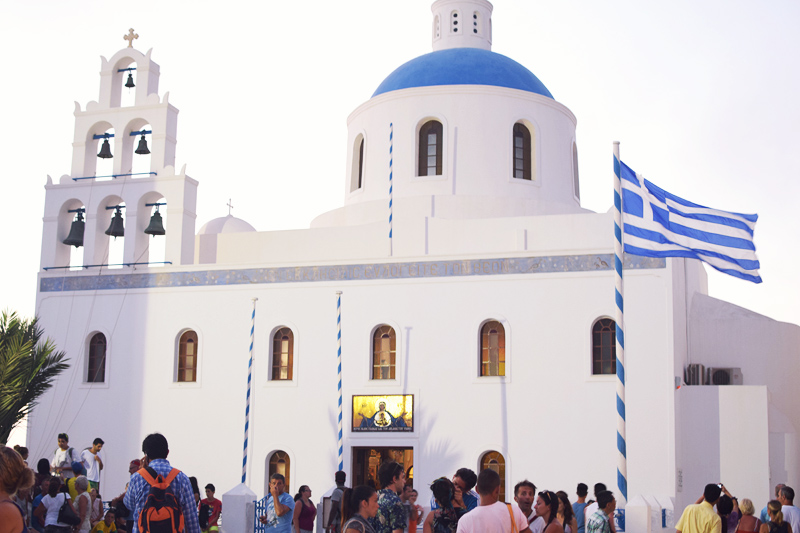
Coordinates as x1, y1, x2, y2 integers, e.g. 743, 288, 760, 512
736, 498, 761, 533
293, 485, 317, 533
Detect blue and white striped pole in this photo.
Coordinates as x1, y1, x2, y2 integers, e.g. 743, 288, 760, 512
613, 142, 628, 504
389, 123, 394, 257
336, 291, 344, 471
242, 297, 258, 484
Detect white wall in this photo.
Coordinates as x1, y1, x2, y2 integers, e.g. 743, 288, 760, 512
30, 249, 679, 507
675, 385, 770, 512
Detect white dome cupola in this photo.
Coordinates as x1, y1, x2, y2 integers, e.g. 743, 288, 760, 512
312, 1, 583, 231
431, 0, 493, 52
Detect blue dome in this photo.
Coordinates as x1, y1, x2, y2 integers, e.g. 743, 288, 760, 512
372, 48, 553, 99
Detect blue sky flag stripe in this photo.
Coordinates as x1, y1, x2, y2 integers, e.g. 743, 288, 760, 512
620, 162, 761, 283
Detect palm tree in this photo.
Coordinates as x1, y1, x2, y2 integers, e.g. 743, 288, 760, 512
0, 311, 69, 444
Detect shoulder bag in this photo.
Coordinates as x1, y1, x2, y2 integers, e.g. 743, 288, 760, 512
58, 493, 82, 526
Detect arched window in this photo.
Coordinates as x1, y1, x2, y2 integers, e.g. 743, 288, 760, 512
433, 14, 441, 40
513, 123, 532, 180
592, 318, 617, 375
480, 451, 506, 501
177, 330, 198, 382
418, 121, 443, 176
87, 333, 106, 383
351, 135, 365, 191
480, 321, 505, 376
272, 327, 294, 380
572, 142, 580, 199
451, 10, 460, 33
372, 325, 396, 379
268, 450, 291, 493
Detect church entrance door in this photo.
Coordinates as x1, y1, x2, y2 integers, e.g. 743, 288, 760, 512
352, 447, 413, 489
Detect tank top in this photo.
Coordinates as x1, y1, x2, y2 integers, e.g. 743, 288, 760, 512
737, 516, 762, 533
78, 492, 92, 531
1, 500, 30, 533
343, 515, 376, 533
298, 499, 317, 530
769, 522, 790, 533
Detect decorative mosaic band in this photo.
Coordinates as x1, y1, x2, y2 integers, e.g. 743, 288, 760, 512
40, 253, 665, 292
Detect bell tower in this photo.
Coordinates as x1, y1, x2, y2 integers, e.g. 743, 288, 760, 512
431, 0, 493, 52
39, 31, 197, 271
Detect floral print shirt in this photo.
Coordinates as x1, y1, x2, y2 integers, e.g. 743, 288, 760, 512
368, 489, 407, 533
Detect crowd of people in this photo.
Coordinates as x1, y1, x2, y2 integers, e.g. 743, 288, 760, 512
3, 434, 800, 533
254, 463, 615, 533
0, 433, 221, 533
260, 464, 800, 533
675, 482, 800, 533
317, 464, 617, 533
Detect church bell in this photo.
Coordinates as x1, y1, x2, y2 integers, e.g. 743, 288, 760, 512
105, 207, 125, 238
135, 134, 150, 155
97, 138, 113, 159
62, 211, 85, 248
144, 209, 166, 236
125, 72, 135, 88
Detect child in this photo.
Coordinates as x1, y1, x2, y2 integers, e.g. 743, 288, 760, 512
90, 509, 117, 532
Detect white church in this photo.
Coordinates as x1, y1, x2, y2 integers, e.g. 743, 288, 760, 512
29, 0, 800, 530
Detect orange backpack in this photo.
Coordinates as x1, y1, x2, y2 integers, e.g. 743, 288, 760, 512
137, 467, 185, 533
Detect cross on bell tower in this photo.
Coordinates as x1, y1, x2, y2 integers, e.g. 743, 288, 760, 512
124, 28, 139, 48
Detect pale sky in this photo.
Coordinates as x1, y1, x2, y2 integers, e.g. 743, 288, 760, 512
1, 0, 798, 327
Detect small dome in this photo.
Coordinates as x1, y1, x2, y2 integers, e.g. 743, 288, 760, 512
372, 48, 553, 99
198, 215, 256, 235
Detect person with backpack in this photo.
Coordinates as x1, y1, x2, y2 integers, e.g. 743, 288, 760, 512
50, 434, 78, 480
327, 470, 348, 533
123, 433, 201, 533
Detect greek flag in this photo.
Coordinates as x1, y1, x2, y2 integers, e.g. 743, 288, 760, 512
620, 162, 761, 283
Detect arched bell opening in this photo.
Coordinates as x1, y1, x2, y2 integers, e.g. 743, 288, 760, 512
57, 199, 86, 270
123, 118, 153, 179
82, 122, 114, 179
94, 126, 116, 181
135, 192, 167, 267
112, 57, 138, 108
94, 196, 126, 268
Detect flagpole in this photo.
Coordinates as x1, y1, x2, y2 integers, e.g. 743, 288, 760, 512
613, 142, 628, 505
336, 291, 344, 472
242, 297, 258, 484
389, 122, 394, 257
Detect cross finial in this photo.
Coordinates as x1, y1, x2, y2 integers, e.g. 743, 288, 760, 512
227, 198, 234, 215
124, 28, 139, 48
